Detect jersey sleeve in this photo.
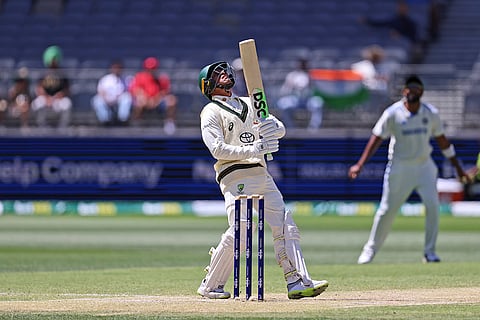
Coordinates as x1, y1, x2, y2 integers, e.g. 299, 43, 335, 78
372, 108, 391, 139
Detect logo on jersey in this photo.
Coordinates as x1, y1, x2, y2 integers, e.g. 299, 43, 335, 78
422, 117, 428, 124
239, 132, 255, 143
228, 122, 234, 131
237, 183, 245, 194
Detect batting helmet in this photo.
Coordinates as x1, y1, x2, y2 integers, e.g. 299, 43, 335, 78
198, 61, 235, 100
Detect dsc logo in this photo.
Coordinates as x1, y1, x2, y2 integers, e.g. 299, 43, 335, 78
252, 89, 268, 119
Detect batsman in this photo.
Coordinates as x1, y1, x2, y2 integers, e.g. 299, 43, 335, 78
197, 61, 329, 299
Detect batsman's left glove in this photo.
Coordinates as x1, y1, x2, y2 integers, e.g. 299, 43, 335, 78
257, 115, 286, 139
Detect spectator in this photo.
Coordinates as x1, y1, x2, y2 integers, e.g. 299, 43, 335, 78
91, 60, 132, 126
275, 58, 324, 130
129, 57, 177, 134
351, 45, 392, 92
360, 1, 423, 62
427, 0, 447, 42
31, 45, 72, 128
362, 0, 418, 44
0, 67, 31, 127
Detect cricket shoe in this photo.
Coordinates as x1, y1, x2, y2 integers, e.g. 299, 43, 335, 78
287, 279, 329, 300
197, 280, 231, 299
423, 252, 441, 263
357, 247, 375, 264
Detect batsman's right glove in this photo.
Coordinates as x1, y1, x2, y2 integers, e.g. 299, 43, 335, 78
252, 136, 279, 156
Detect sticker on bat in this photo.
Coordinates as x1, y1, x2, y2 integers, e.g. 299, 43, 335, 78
251, 88, 269, 119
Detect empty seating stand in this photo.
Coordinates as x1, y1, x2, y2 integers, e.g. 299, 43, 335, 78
0, 0, 476, 130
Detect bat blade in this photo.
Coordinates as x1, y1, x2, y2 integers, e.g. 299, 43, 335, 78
239, 39, 270, 119
239, 39, 273, 161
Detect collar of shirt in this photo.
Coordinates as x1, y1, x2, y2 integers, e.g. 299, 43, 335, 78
212, 94, 244, 111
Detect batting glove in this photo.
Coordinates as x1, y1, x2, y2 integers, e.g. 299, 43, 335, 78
252, 136, 279, 155
256, 116, 286, 139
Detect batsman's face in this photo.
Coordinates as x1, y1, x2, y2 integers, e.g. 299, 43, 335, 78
212, 64, 236, 96
217, 70, 232, 85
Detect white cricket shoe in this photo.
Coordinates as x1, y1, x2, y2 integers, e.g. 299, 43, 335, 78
358, 247, 375, 264
423, 252, 441, 263
197, 280, 231, 299
287, 279, 329, 300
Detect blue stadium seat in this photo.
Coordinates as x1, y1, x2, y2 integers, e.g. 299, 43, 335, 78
63, 0, 93, 15
2, 0, 31, 15
16, 59, 44, 69
0, 57, 15, 69
463, 90, 480, 128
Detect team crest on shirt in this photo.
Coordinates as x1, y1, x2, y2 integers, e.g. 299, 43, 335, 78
237, 184, 245, 194
239, 132, 255, 143
423, 117, 428, 124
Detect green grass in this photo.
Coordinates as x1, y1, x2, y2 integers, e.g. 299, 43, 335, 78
0, 215, 479, 319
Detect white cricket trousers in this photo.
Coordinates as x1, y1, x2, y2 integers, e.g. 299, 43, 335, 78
364, 157, 440, 255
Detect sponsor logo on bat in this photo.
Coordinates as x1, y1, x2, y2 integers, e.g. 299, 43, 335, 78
252, 88, 268, 119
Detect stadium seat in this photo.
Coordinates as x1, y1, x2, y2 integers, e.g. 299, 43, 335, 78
2, 0, 31, 15
463, 90, 480, 128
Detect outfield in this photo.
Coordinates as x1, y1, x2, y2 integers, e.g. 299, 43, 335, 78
0, 215, 479, 319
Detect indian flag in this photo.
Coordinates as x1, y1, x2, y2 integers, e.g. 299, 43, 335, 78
310, 69, 369, 110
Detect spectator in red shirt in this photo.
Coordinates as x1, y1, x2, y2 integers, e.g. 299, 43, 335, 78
129, 57, 177, 134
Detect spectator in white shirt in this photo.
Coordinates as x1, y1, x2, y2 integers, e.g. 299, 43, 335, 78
91, 60, 132, 126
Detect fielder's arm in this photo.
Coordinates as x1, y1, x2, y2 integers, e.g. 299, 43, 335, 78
435, 135, 473, 184
348, 135, 384, 179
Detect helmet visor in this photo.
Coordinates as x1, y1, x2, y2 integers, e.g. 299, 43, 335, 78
210, 62, 236, 92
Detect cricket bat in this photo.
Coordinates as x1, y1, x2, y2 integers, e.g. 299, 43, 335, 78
239, 39, 273, 161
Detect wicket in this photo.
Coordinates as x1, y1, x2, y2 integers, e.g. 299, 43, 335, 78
233, 194, 264, 301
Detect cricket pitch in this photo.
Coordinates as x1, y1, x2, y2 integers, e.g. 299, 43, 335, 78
0, 287, 479, 316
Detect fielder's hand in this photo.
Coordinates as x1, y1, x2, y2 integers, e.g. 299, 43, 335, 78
348, 164, 362, 180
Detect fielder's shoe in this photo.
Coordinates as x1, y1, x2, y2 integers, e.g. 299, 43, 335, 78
287, 279, 329, 300
197, 280, 231, 299
423, 252, 441, 263
357, 247, 375, 264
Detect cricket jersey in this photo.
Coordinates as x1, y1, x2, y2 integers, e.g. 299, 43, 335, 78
200, 95, 268, 183
373, 99, 444, 163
